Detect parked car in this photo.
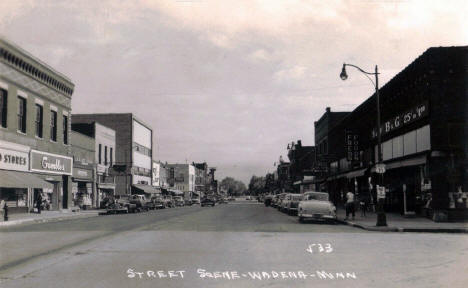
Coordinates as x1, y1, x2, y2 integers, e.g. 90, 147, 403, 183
297, 192, 337, 223
282, 193, 303, 215
276, 193, 287, 210
113, 195, 137, 213
191, 198, 201, 205
150, 195, 165, 209
227, 197, 235, 201
246, 196, 252, 200
173, 196, 185, 207
264, 195, 273, 207
162, 195, 174, 208
201, 197, 216, 207
130, 194, 151, 212
106, 201, 129, 214
218, 197, 228, 204
184, 198, 193, 206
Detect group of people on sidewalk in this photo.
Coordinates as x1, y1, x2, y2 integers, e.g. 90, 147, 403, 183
344, 190, 371, 221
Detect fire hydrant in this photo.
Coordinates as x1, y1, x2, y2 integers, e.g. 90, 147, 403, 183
4, 203, 8, 221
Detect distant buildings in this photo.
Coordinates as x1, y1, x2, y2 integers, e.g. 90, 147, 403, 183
266, 45, 468, 221
71, 113, 155, 196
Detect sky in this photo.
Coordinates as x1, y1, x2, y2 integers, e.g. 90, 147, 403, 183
1, 0, 467, 184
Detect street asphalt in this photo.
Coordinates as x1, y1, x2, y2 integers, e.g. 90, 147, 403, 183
0, 200, 467, 288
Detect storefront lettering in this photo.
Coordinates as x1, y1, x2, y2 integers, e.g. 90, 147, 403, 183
372, 102, 428, 138
41, 156, 65, 171
0, 153, 27, 166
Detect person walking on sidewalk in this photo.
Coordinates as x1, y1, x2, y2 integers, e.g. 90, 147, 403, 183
36, 193, 43, 214
345, 190, 355, 220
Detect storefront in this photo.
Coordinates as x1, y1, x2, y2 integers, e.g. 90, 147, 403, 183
0, 141, 54, 213
30, 150, 73, 211
96, 165, 115, 208
72, 164, 94, 209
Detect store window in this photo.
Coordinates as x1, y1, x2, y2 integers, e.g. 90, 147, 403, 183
50, 110, 57, 141
0, 88, 7, 128
392, 135, 403, 158
416, 125, 430, 152
382, 139, 392, 161
35, 104, 43, 138
17, 96, 26, 133
403, 130, 416, 156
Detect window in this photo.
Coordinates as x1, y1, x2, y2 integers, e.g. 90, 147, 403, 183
416, 125, 430, 152
98, 144, 102, 164
35, 104, 43, 138
0, 88, 7, 128
110, 147, 113, 166
50, 110, 57, 141
104, 146, 108, 165
63, 115, 68, 144
17, 96, 26, 133
403, 130, 416, 156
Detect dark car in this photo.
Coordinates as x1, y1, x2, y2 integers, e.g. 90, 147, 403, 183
201, 197, 216, 207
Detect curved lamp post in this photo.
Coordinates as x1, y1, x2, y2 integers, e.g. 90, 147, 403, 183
340, 63, 387, 227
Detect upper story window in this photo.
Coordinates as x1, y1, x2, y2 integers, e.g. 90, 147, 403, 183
104, 146, 108, 166
63, 115, 68, 144
110, 147, 113, 166
0, 88, 7, 128
98, 143, 102, 164
35, 104, 43, 138
17, 96, 26, 133
50, 110, 57, 141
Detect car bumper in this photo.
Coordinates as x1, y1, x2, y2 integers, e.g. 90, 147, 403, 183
299, 213, 337, 220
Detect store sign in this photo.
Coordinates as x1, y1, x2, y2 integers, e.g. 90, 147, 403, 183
73, 167, 92, 180
372, 102, 429, 138
0, 147, 29, 172
31, 150, 72, 175
345, 131, 359, 162
377, 185, 386, 199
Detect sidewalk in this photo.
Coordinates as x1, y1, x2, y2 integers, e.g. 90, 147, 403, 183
336, 207, 468, 233
0, 209, 103, 227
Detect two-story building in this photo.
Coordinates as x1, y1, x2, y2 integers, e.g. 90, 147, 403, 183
0, 37, 74, 213
71, 121, 117, 208
71, 113, 158, 196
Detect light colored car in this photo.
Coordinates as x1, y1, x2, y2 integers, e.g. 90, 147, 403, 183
298, 192, 336, 223
282, 193, 303, 215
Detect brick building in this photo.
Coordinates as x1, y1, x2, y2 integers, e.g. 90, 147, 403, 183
0, 37, 74, 213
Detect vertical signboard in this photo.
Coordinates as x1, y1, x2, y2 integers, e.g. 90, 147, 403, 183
346, 131, 359, 162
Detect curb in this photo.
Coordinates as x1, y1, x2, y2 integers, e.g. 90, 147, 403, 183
0, 213, 99, 227
336, 219, 468, 233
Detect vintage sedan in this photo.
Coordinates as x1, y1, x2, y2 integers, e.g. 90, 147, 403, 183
282, 193, 303, 215
201, 197, 216, 207
297, 192, 337, 223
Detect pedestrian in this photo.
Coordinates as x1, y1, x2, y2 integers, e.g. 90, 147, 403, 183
0, 199, 5, 221
345, 190, 355, 220
37, 193, 43, 214
359, 195, 367, 217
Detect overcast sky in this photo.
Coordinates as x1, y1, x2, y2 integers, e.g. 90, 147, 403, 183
1, 0, 467, 184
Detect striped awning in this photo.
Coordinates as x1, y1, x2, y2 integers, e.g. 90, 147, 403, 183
0, 170, 54, 189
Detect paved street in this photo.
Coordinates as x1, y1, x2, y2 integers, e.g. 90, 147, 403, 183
1, 201, 467, 288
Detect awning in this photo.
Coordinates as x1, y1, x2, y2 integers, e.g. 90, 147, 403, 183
169, 189, 184, 195
345, 168, 367, 179
97, 183, 116, 190
132, 184, 161, 195
0, 170, 54, 189
371, 155, 427, 172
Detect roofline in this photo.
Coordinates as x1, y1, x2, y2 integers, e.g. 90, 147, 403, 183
0, 36, 74, 86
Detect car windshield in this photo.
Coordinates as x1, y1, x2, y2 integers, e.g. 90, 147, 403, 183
304, 193, 329, 201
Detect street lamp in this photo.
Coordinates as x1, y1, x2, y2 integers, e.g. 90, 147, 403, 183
340, 63, 387, 227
